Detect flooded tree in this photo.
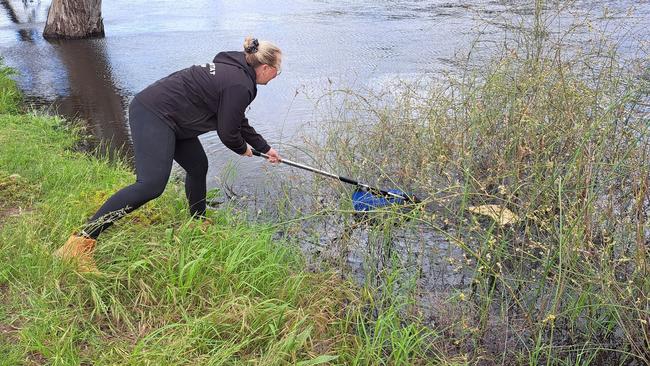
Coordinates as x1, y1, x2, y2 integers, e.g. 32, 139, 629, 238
43, 0, 104, 39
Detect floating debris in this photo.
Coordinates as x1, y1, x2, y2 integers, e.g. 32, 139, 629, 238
468, 204, 519, 226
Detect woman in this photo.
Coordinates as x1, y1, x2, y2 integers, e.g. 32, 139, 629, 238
54, 36, 282, 272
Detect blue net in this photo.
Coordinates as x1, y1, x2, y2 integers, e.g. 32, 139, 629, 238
351, 189, 408, 211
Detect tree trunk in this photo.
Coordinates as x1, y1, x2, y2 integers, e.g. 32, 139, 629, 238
43, 0, 104, 39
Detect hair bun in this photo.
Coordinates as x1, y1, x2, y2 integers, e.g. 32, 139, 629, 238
244, 38, 259, 54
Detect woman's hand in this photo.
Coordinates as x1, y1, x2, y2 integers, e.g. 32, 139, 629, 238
266, 148, 280, 163
242, 146, 253, 157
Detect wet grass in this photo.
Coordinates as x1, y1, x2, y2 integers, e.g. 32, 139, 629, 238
296, 2, 650, 365
0, 64, 438, 364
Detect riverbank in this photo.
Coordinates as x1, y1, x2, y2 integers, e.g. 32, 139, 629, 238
2, 1, 649, 360
0, 65, 436, 365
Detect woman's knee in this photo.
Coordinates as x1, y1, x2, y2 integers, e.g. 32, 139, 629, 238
136, 179, 168, 199
175, 138, 208, 178
185, 157, 208, 178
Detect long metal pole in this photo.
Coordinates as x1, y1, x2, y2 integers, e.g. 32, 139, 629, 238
252, 149, 412, 201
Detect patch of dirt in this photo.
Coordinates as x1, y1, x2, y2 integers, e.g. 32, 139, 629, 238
0, 322, 20, 342
25, 350, 47, 365
0, 206, 22, 221
0, 283, 20, 343
0, 290, 21, 355
0, 172, 37, 227
0, 206, 32, 229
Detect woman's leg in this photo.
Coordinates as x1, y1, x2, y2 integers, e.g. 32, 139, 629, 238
83, 99, 176, 239
174, 137, 208, 217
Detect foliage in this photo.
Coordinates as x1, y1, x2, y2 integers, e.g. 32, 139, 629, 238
302, 1, 650, 364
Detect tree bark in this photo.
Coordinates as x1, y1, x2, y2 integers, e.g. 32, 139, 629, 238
43, 0, 104, 39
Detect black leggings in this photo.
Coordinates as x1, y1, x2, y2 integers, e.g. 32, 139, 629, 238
83, 98, 208, 239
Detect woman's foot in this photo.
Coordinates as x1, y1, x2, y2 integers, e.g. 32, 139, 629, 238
53, 234, 99, 273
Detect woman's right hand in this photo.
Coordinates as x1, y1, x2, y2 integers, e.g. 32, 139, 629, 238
242, 145, 253, 157
265, 148, 280, 163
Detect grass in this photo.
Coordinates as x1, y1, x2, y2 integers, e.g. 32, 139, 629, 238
0, 63, 437, 364
0, 59, 20, 115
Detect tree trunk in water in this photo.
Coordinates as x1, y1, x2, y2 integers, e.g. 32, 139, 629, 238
43, 0, 104, 39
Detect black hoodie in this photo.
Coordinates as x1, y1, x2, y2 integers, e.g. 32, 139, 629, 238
134, 51, 270, 154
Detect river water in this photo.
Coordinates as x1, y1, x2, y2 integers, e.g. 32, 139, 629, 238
2, 0, 647, 192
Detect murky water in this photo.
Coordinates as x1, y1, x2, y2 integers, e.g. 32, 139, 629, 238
3, 0, 647, 192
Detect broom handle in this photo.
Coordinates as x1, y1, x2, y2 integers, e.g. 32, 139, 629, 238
251, 149, 406, 200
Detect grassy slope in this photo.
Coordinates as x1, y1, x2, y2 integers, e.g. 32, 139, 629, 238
0, 65, 437, 365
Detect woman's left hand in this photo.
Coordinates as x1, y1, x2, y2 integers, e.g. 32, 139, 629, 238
266, 148, 280, 163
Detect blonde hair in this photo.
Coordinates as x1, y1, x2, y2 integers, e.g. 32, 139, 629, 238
243, 36, 282, 70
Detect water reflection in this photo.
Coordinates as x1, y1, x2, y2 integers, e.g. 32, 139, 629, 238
17, 27, 35, 41
0, 0, 19, 23
1, 0, 44, 24
1, 0, 40, 43
0, 0, 130, 159
48, 38, 132, 160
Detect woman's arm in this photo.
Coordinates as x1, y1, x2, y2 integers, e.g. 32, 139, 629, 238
240, 117, 270, 153
215, 85, 251, 155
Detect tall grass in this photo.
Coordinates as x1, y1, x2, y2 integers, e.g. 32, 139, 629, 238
0, 60, 20, 114
300, 2, 650, 365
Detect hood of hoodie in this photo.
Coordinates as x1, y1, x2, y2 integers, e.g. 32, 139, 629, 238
212, 51, 257, 97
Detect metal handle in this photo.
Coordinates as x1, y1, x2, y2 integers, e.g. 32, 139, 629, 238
252, 149, 345, 182
250, 149, 415, 201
